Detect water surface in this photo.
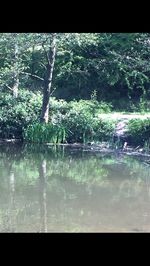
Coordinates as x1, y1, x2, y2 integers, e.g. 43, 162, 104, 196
0, 143, 150, 232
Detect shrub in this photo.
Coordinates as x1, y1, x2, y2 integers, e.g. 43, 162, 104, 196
0, 90, 42, 139
49, 98, 113, 143
61, 112, 115, 143
24, 117, 115, 144
69, 99, 112, 115
127, 118, 150, 145
62, 110, 94, 143
138, 97, 150, 113
93, 119, 116, 142
50, 97, 70, 115
0, 90, 113, 142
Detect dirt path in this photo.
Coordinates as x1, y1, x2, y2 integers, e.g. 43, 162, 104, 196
98, 113, 150, 120
98, 113, 150, 138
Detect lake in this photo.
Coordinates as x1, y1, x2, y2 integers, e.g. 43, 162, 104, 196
0, 142, 150, 232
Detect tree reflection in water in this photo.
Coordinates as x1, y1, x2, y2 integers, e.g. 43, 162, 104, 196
0, 143, 150, 232
8, 171, 16, 232
39, 159, 47, 232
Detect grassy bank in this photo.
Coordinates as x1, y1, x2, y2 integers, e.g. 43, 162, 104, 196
0, 91, 150, 150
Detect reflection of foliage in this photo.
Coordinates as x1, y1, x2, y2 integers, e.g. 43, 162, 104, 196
0, 144, 150, 231
0, 144, 150, 188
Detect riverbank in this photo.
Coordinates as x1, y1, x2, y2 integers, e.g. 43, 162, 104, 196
1, 91, 150, 144
1, 111, 150, 155
0, 139, 22, 143
1, 139, 150, 160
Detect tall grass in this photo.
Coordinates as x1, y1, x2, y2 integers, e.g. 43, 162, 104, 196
23, 123, 66, 144
23, 118, 115, 144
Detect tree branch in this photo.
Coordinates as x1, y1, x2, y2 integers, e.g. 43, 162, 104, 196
21, 71, 44, 81
50, 87, 56, 96
5, 84, 13, 91
39, 62, 47, 70
42, 42, 50, 65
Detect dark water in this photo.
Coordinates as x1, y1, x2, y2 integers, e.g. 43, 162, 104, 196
0, 143, 150, 232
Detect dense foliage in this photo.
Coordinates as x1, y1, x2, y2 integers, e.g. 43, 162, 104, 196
0, 90, 41, 138
1, 33, 150, 109
0, 90, 113, 141
127, 118, 150, 145
1, 33, 150, 145
23, 97, 114, 143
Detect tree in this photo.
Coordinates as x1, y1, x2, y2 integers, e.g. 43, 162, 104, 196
0, 33, 57, 122
1, 32, 150, 113
0, 33, 20, 97
0, 33, 32, 98
12, 33, 19, 98
11, 33, 57, 123
52, 33, 150, 105
40, 33, 56, 123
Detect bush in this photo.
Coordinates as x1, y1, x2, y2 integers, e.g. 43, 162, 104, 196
0, 90, 113, 142
61, 114, 115, 143
50, 97, 70, 115
127, 118, 150, 145
138, 97, 150, 113
24, 116, 115, 144
49, 99, 113, 143
69, 99, 112, 114
62, 110, 94, 143
23, 98, 114, 144
0, 90, 42, 139
50, 98, 112, 116
93, 119, 116, 142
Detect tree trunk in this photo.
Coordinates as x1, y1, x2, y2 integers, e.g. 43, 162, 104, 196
40, 34, 56, 123
12, 74, 19, 98
12, 39, 19, 98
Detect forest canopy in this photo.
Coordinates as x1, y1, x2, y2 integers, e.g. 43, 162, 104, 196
1, 33, 150, 106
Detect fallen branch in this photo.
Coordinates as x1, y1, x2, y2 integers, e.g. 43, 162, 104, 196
134, 145, 140, 150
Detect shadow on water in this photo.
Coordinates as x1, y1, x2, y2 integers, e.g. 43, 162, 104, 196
0, 143, 150, 232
